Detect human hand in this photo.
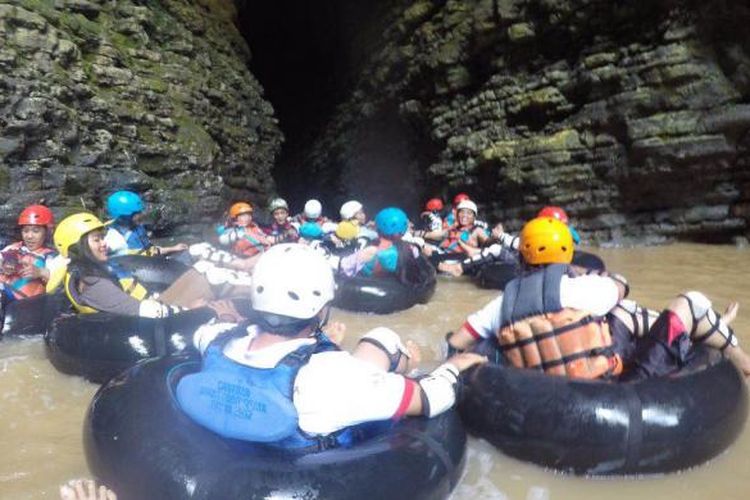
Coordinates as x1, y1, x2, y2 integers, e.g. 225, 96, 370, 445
403, 339, 422, 373
207, 299, 243, 323
446, 352, 488, 373
491, 223, 504, 239
323, 321, 346, 345
19, 261, 42, 279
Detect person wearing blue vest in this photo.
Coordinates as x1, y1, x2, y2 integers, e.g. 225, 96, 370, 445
104, 190, 188, 257
177, 243, 486, 447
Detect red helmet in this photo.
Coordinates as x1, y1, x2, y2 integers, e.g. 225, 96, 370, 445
18, 205, 54, 227
425, 198, 444, 212
453, 193, 470, 206
537, 206, 569, 224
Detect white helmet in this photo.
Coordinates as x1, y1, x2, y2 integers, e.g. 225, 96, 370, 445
340, 200, 363, 220
304, 199, 322, 219
456, 200, 478, 215
251, 243, 335, 319
269, 197, 288, 212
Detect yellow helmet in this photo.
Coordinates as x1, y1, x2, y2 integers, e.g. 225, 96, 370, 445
335, 220, 359, 241
54, 212, 106, 257
520, 217, 574, 265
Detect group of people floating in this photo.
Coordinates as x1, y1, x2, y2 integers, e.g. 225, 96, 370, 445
2, 189, 749, 498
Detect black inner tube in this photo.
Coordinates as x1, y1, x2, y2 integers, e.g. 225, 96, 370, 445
85, 355, 467, 500
458, 340, 749, 475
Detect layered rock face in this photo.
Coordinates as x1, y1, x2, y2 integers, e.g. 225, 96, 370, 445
0, 0, 280, 237
300, 0, 750, 243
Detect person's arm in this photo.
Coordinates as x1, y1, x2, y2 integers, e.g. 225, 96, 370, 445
294, 351, 486, 434
78, 277, 185, 318
447, 293, 504, 351
560, 274, 621, 316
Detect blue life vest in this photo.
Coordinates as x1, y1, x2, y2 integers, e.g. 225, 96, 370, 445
109, 220, 152, 255
176, 329, 356, 449
500, 264, 569, 327
360, 240, 399, 277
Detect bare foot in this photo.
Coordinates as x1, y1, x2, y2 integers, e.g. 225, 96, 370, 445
722, 302, 739, 326
60, 479, 117, 500
438, 262, 463, 277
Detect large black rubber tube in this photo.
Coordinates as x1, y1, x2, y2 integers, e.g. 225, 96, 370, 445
110, 255, 190, 293
1, 292, 69, 337
44, 308, 214, 384
474, 250, 605, 290
84, 355, 467, 500
334, 257, 437, 314
458, 340, 748, 475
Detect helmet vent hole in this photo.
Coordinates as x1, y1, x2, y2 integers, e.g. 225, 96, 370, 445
539, 246, 546, 252
313, 291, 321, 296
561, 246, 567, 252
288, 291, 300, 300
256, 286, 264, 293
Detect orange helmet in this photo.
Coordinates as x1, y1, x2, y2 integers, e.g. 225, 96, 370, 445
520, 217, 574, 265
229, 202, 253, 218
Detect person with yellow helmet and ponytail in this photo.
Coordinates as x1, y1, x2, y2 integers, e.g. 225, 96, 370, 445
446, 216, 750, 380
55, 213, 242, 320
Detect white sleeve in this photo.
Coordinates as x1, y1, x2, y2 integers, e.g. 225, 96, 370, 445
464, 294, 504, 339
294, 352, 411, 435
104, 228, 127, 255
560, 275, 620, 316
192, 320, 240, 353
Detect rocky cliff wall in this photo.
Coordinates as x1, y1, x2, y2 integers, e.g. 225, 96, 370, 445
301, 0, 750, 244
0, 0, 281, 237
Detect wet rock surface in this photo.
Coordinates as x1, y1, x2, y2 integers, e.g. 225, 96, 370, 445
0, 0, 281, 237
292, 0, 750, 244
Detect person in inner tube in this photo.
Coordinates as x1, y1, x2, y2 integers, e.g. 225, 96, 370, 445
437, 205, 581, 278
103, 190, 188, 258
326, 207, 424, 282
446, 216, 750, 379
0, 204, 64, 302
261, 197, 299, 244
53, 212, 244, 321
176, 243, 487, 447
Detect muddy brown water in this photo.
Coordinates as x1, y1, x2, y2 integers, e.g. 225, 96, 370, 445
1, 243, 748, 499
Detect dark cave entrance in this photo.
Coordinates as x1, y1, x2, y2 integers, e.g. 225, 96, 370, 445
234, 1, 435, 216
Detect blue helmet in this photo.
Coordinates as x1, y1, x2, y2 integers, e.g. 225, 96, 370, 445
299, 222, 324, 240
106, 190, 144, 218
375, 207, 408, 237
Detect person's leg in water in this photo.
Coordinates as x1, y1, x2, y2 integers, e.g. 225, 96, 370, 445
626, 291, 750, 380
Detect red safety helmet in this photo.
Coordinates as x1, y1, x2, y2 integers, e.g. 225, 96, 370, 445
425, 198, 444, 212
18, 205, 54, 228
537, 206, 569, 224
453, 193, 470, 206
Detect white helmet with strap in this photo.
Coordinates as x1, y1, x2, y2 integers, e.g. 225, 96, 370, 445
251, 243, 335, 320
304, 199, 322, 219
269, 198, 289, 212
456, 200, 478, 215
340, 200, 363, 220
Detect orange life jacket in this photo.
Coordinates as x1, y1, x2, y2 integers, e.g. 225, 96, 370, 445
439, 224, 479, 253
0, 243, 55, 300
232, 224, 269, 257
498, 264, 622, 379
